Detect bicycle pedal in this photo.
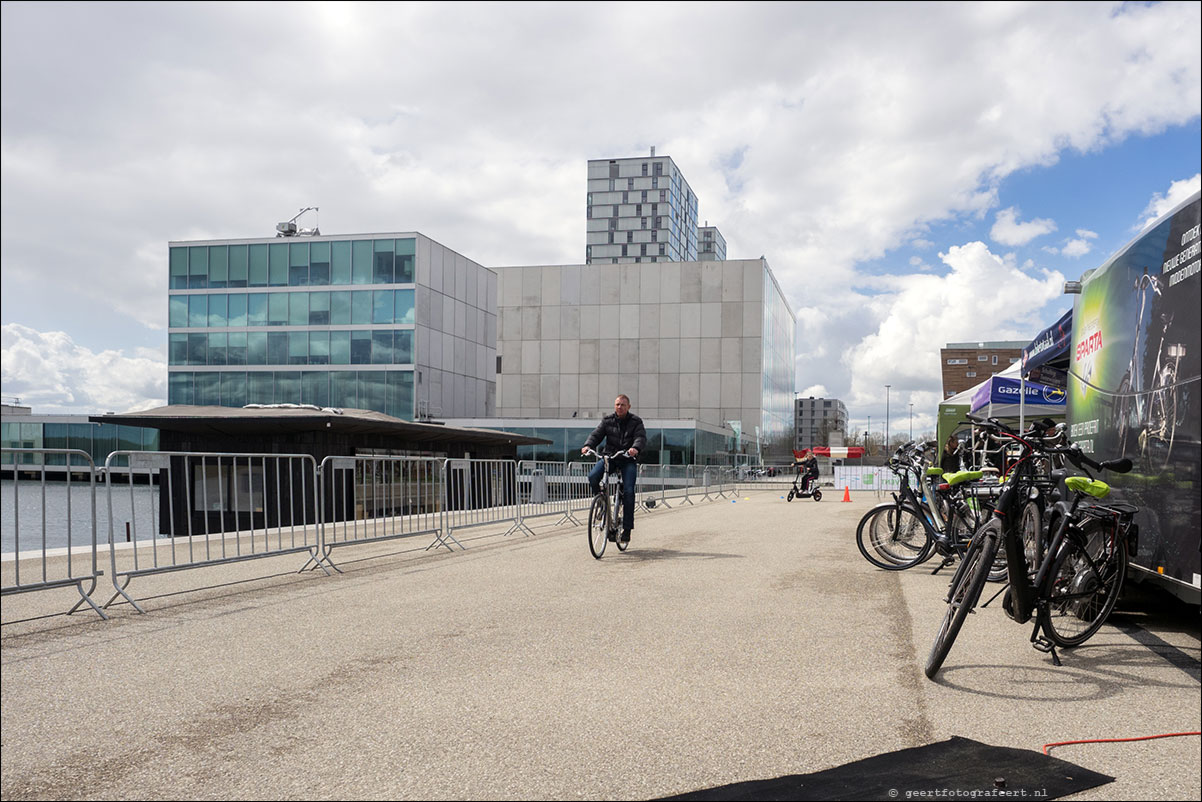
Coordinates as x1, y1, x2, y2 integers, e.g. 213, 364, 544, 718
1031, 636, 1055, 654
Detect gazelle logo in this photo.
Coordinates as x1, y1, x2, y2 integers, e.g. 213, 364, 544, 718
1075, 329, 1103, 361
1042, 386, 1066, 404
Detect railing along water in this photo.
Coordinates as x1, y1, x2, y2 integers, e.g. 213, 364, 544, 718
1, 448, 107, 618
318, 455, 444, 567
103, 451, 326, 613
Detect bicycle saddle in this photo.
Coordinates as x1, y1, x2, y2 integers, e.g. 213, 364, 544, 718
1066, 476, 1111, 499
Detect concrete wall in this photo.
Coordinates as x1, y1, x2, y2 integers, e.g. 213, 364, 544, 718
494, 259, 770, 436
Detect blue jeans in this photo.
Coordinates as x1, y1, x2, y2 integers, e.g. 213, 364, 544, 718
588, 458, 637, 533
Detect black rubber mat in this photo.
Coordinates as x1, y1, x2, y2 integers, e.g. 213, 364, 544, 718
657, 736, 1114, 801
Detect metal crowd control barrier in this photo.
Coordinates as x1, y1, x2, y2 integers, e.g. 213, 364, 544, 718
1, 448, 107, 619
317, 455, 444, 569
518, 460, 587, 527
103, 451, 326, 613
439, 458, 529, 549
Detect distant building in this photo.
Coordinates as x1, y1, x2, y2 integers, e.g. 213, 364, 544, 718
698, 224, 727, 261
486, 257, 797, 462
794, 397, 848, 451
586, 148, 700, 264
940, 341, 1025, 397
166, 232, 497, 421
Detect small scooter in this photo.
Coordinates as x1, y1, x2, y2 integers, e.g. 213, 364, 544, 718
786, 462, 822, 502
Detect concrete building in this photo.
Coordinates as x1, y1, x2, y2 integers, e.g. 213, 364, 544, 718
940, 341, 1026, 398
166, 232, 497, 420
698, 224, 727, 261
794, 397, 848, 451
488, 258, 797, 461
585, 149, 700, 264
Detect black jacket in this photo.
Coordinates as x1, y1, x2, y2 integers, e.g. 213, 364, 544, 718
584, 412, 647, 458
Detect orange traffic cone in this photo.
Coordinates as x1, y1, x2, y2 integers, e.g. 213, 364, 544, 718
842, 486, 852, 502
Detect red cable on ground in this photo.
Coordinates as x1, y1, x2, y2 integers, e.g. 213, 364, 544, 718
1043, 731, 1202, 755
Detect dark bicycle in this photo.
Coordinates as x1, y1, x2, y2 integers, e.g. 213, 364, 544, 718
925, 415, 1136, 678
855, 440, 1003, 580
583, 448, 632, 559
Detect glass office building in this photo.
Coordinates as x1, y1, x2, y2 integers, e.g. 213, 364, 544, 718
167, 233, 497, 420
442, 418, 736, 465
1, 408, 159, 470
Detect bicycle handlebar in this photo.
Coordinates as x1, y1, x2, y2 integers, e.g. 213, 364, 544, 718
962, 413, 1130, 474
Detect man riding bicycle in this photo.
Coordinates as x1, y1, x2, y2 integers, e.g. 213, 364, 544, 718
581, 394, 646, 545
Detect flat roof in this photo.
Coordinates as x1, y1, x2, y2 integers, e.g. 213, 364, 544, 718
90, 405, 548, 446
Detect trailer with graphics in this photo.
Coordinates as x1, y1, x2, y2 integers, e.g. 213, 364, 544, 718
1066, 190, 1200, 603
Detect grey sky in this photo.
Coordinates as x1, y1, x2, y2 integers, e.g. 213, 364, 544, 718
2, 1, 1200, 426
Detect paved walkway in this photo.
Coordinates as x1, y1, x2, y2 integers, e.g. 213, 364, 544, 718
2, 490, 1198, 800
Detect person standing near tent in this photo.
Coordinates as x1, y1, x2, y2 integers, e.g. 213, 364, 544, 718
940, 435, 961, 474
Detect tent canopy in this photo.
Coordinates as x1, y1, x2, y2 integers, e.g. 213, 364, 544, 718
1021, 308, 1072, 385
969, 374, 1066, 419
936, 361, 1065, 446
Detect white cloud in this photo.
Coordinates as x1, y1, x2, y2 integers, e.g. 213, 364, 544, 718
0, 1, 1198, 418
1140, 174, 1202, 230
0, 324, 166, 414
798, 384, 829, 398
842, 241, 1064, 410
990, 207, 1058, 247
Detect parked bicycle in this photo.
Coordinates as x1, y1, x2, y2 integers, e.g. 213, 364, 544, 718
924, 414, 1135, 678
855, 440, 1003, 580
583, 448, 632, 559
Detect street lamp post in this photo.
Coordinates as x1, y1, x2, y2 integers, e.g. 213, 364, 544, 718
867, 414, 872, 453
909, 403, 913, 441
885, 385, 891, 451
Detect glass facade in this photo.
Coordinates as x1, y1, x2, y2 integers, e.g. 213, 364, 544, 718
761, 268, 796, 461
168, 237, 418, 419
448, 421, 735, 465
1, 419, 159, 467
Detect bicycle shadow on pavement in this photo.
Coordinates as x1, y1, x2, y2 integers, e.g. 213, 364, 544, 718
612, 547, 743, 563
928, 640, 1199, 701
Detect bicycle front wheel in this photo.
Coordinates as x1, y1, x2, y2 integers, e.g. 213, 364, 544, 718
588, 494, 608, 559
925, 522, 1000, 679
1041, 533, 1127, 647
855, 504, 932, 570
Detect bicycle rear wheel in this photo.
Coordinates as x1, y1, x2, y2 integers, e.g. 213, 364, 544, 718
855, 504, 932, 570
588, 494, 608, 559
925, 522, 1000, 679
1041, 531, 1127, 647
614, 494, 629, 552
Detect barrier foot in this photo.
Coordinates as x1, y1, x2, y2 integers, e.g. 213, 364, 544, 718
503, 519, 537, 538
102, 577, 146, 614
554, 510, 582, 527
680, 495, 695, 505
298, 546, 337, 576
67, 576, 109, 620
426, 529, 465, 552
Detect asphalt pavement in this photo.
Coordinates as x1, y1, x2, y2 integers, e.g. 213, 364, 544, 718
2, 489, 1198, 800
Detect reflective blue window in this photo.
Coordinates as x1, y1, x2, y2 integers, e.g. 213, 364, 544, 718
208, 332, 227, 365
227, 294, 247, 327
228, 244, 248, 287
394, 289, 415, 324
169, 295, 188, 327
188, 295, 208, 327
247, 293, 268, 326
372, 290, 393, 324
208, 294, 227, 328
227, 332, 247, 365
